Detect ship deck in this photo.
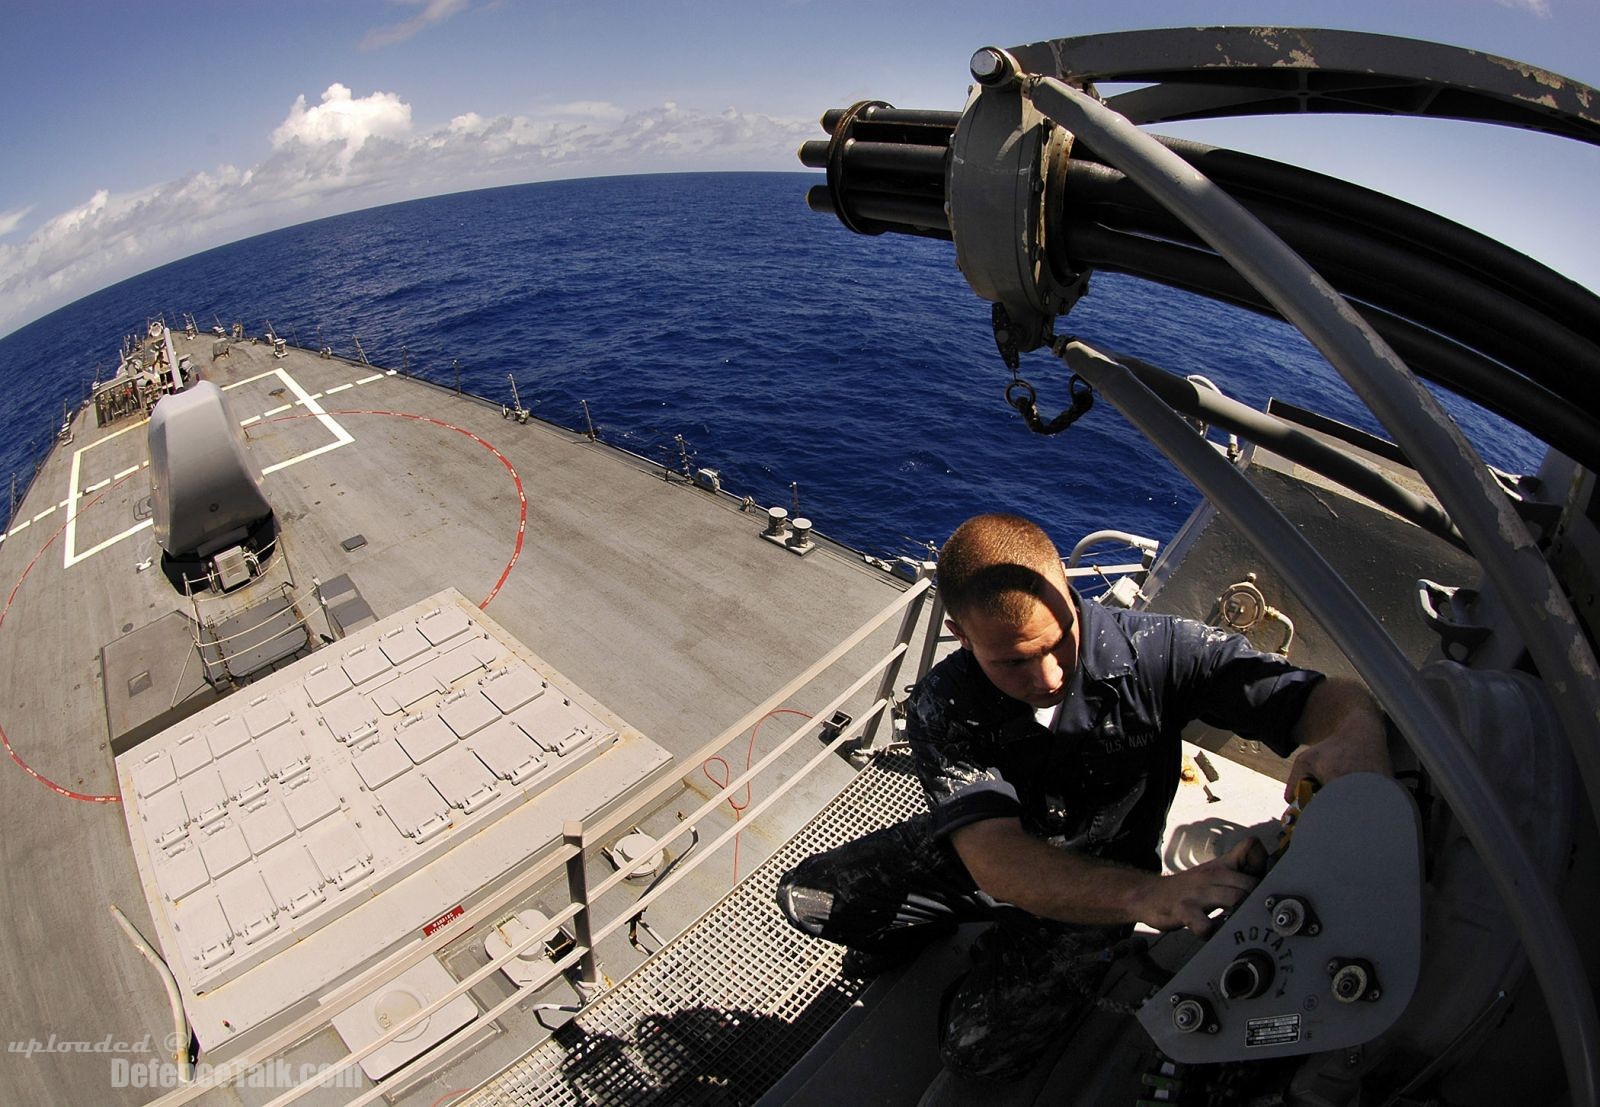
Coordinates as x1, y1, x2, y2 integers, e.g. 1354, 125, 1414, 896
0, 332, 924, 1106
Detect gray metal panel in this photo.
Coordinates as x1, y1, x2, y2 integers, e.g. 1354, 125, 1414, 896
146, 379, 273, 557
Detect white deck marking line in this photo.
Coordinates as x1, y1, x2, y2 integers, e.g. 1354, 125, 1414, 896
114, 466, 141, 480
262, 404, 292, 417
66, 518, 154, 565
84, 479, 111, 493
220, 368, 292, 390
324, 383, 354, 395
258, 366, 354, 475
9, 519, 29, 533
356, 373, 383, 385
240, 415, 262, 427
32, 506, 56, 522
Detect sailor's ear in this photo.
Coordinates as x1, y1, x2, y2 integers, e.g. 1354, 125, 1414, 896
945, 617, 970, 650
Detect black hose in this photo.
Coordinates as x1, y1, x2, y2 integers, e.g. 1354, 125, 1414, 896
1063, 160, 1600, 404
1060, 222, 1600, 472
1078, 135, 1600, 339
1104, 350, 1465, 547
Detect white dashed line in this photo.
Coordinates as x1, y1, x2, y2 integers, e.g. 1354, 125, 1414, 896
356, 373, 383, 385
262, 404, 292, 417
114, 466, 140, 479
325, 383, 353, 395
32, 506, 57, 523
240, 415, 262, 427
84, 480, 110, 494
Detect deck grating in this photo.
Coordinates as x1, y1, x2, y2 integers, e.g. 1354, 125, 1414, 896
461, 747, 927, 1107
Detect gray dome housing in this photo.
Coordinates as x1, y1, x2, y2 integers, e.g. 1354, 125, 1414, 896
148, 380, 274, 561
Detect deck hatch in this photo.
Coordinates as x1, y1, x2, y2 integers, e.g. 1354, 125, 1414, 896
153, 842, 209, 902
282, 776, 340, 829
395, 712, 458, 763
472, 719, 547, 785
198, 820, 251, 880
440, 688, 500, 739
355, 739, 413, 788
377, 774, 452, 841
480, 666, 545, 714
303, 662, 353, 706
240, 799, 295, 853
378, 625, 430, 666
417, 605, 472, 646
340, 643, 392, 686
206, 713, 252, 758
426, 745, 499, 813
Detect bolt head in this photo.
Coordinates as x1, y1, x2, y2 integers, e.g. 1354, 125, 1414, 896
970, 48, 1007, 81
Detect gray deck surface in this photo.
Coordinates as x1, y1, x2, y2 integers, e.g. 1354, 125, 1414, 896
0, 333, 920, 1106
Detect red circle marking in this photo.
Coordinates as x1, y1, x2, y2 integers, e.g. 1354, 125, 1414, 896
261, 409, 527, 608
0, 470, 145, 803
1, 409, 527, 804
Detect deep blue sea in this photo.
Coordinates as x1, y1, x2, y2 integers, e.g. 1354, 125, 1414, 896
0, 172, 1542, 557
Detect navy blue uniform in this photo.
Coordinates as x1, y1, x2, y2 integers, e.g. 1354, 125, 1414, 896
777, 597, 1321, 1079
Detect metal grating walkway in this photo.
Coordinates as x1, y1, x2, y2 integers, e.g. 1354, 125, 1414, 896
460, 747, 928, 1107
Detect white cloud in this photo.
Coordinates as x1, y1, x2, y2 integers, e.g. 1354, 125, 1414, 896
0, 206, 32, 238
271, 83, 413, 167
361, 0, 471, 51
1491, 0, 1551, 15
0, 86, 814, 337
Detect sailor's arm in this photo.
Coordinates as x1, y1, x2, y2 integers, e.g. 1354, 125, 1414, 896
1281, 675, 1391, 801
949, 818, 1265, 937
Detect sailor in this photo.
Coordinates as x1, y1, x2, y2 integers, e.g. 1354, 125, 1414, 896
776, 512, 1389, 1086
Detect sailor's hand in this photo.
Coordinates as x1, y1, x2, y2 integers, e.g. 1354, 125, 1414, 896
1134, 837, 1267, 938
1283, 727, 1391, 802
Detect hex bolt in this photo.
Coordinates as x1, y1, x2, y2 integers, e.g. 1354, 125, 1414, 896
970, 48, 1007, 82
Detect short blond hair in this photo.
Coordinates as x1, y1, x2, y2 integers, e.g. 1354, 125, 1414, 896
938, 513, 1069, 625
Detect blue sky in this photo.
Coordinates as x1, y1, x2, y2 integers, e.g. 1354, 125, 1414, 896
1, 0, 1596, 337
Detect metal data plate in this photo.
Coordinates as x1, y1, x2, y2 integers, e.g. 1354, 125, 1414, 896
1137, 773, 1423, 1062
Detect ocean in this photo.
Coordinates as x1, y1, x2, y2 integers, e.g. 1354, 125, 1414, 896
0, 172, 1543, 558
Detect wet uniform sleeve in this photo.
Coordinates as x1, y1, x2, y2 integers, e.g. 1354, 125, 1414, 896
903, 673, 1023, 840
1166, 619, 1324, 758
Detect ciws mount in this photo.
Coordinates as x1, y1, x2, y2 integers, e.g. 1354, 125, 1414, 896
802, 27, 1600, 1107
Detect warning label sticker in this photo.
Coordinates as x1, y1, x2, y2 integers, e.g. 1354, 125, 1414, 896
1245, 1013, 1302, 1047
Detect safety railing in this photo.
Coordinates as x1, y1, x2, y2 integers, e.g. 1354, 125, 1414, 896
142, 573, 937, 1107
